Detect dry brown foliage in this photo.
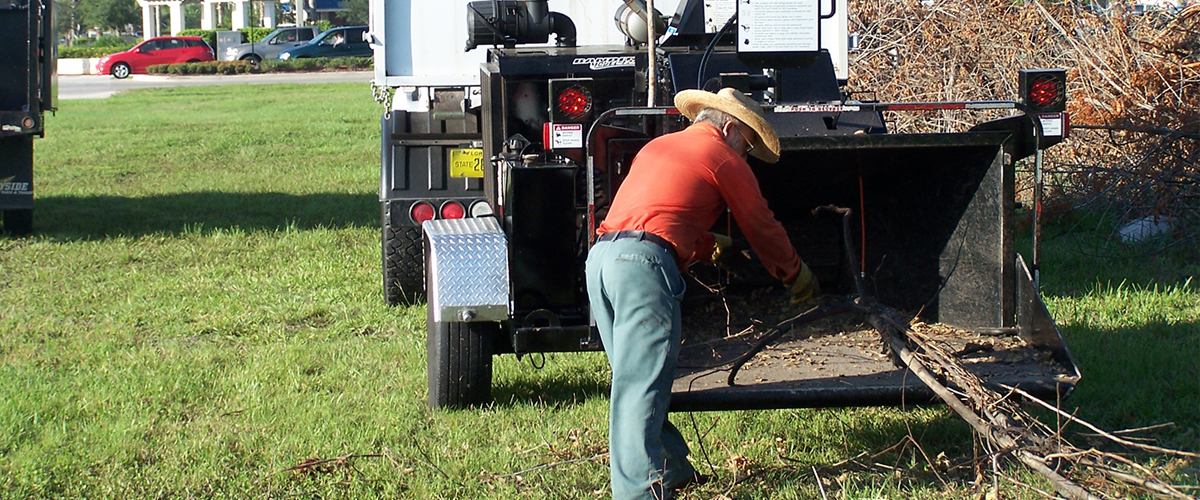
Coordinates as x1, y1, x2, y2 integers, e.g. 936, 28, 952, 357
847, 0, 1199, 243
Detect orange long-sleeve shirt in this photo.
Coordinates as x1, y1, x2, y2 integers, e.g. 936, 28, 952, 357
597, 122, 802, 283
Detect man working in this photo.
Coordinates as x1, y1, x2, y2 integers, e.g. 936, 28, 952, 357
585, 87, 819, 499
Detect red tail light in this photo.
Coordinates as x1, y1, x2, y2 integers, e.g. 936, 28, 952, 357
411, 202, 435, 224
555, 85, 593, 121
1019, 69, 1067, 113
440, 201, 465, 220
1029, 77, 1059, 109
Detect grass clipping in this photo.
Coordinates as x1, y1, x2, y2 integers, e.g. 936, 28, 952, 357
848, 0, 1200, 245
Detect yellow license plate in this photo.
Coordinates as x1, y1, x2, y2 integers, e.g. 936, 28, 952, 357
449, 148, 484, 178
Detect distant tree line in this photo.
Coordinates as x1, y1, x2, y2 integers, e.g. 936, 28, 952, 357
56, 0, 140, 40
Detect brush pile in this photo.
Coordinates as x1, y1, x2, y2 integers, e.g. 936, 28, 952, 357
847, 0, 1199, 246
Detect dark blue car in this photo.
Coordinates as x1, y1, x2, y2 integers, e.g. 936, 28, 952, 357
279, 26, 370, 60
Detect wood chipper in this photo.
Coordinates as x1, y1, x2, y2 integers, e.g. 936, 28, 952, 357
367, 0, 1080, 410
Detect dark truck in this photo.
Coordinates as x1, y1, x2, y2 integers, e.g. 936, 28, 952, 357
0, 0, 54, 235
374, 0, 1080, 409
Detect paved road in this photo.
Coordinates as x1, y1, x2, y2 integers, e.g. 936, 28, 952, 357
58, 71, 374, 99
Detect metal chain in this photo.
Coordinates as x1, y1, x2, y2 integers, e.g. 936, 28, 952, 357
371, 82, 395, 119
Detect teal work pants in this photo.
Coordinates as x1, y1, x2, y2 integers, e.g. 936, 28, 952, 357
586, 237, 696, 500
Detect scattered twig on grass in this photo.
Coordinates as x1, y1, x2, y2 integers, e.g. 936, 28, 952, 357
493, 453, 608, 479
1002, 384, 1200, 460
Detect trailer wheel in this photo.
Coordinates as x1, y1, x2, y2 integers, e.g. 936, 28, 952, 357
1, 209, 32, 236
111, 62, 131, 79
382, 207, 425, 305
426, 304, 496, 409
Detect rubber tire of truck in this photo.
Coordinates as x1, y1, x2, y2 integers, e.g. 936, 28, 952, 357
241, 54, 262, 67
1, 209, 32, 236
426, 302, 496, 409
382, 211, 425, 306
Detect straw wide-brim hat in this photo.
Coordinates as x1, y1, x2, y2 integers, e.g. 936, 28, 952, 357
674, 87, 781, 163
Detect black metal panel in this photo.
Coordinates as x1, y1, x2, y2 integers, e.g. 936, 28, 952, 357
751, 132, 1014, 328
670, 371, 1074, 412
0, 136, 34, 210
0, 4, 31, 114
379, 108, 484, 216
506, 162, 580, 311
489, 45, 644, 77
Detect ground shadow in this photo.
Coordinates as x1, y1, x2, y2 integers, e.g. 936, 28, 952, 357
490, 373, 611, 409
24, 192, 377, 240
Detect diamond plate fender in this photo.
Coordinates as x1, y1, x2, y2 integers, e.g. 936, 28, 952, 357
423, 217, 510, 322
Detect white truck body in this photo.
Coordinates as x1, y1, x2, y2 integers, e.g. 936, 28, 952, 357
368, 0, 848, 110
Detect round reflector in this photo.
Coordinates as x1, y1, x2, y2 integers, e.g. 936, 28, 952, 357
556, 85, 593, 121
410, 202, 435, 224
1029, 76, 1061, 109
469, 200, 494, 218
441, 201, 465, 220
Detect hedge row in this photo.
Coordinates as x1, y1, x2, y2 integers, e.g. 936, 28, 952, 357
145, 56, 371, 76
146, 60, 256, 75
59, 45, 134, 58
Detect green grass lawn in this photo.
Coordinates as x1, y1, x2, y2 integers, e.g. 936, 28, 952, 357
1, 84, 1196, 498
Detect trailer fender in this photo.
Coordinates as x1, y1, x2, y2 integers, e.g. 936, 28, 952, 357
423, 217, 509, 323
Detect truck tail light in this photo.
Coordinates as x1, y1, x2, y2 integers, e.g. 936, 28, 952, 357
556, 85, 592, 121
440, 201, 465, 220
411, 202, 435, 224
549, 78, 594, 122
1019, 69, 1067, 113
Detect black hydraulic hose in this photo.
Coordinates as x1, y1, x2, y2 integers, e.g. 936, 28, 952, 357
813, 205, 865, 298
549, 12, 577, 47
696, 13, 737, 90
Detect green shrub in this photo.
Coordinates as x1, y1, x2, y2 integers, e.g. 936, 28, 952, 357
144, 57, 369, 76
91, 35, 131, 47
147, 60, 254, 76
59, 45, 134, 58
258, 56, 372, 72
242, 27, 275, 43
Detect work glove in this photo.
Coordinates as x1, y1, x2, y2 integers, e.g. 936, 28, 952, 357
709, 233, 734, 265
789, 262, 820, 304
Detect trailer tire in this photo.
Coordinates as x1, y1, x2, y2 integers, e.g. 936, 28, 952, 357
426, 305, 496, 409
1, 209, 32, 236
383, 217, 425, 305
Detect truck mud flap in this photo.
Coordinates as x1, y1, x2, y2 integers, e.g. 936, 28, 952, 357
424, 217, 509, 323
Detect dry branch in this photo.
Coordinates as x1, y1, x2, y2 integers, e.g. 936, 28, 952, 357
849, 0, 1200, 244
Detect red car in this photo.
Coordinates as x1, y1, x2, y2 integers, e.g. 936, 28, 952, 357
96, 36, 215, 79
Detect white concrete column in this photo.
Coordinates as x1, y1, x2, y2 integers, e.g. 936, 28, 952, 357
168, 1, 184, 34
260, 1, 276, 28
141, 2, 156, 38
231, 0, 249, 29
295, 0, 308, 26
200, 1, 216, 30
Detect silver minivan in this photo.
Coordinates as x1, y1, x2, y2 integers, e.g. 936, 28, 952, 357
222, 26, 319, 65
